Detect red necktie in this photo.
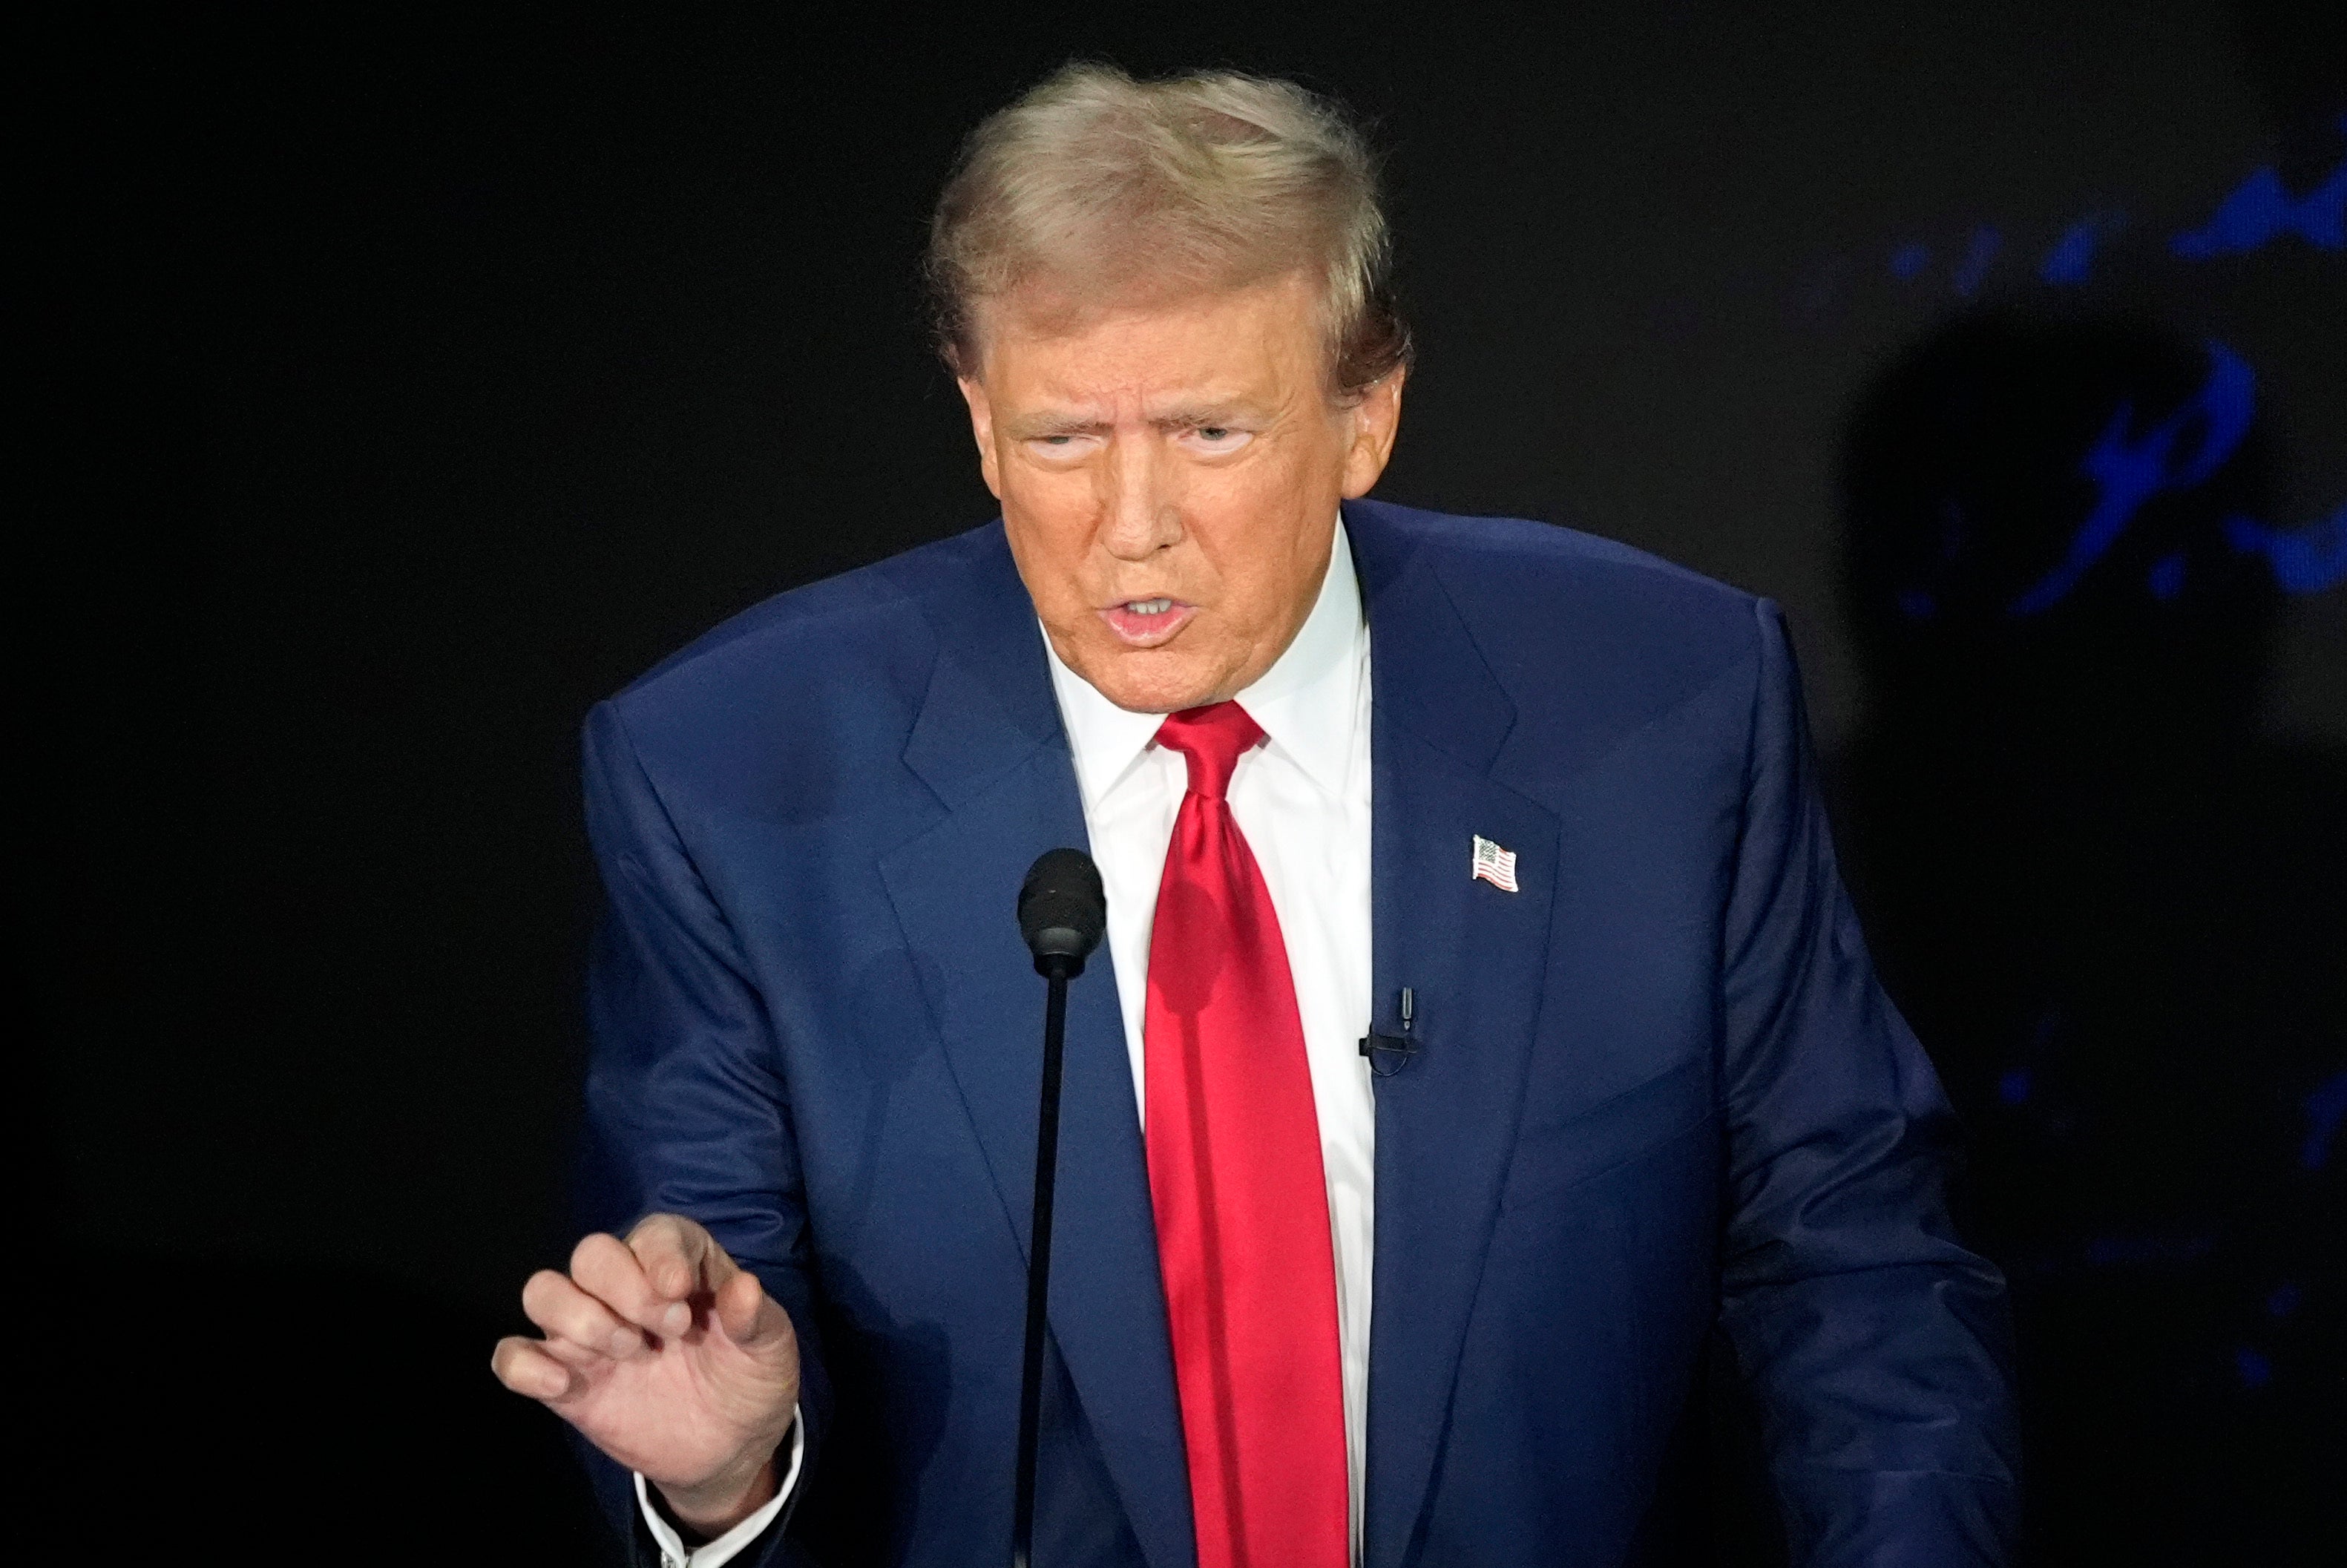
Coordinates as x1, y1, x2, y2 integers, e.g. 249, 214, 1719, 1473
1144, 703, 1349, 1568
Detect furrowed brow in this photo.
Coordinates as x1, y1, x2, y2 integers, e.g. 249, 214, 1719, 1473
1002, 410, 1108, 440
1148, 400, 1265, 430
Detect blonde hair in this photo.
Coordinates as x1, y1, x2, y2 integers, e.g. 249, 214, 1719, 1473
926, 62, 1410, 397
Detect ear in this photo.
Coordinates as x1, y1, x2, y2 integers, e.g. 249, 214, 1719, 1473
957, 375, 1004, 500
1339, 367, 1406, 499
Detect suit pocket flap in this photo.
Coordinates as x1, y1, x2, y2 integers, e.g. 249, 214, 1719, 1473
1503, 1052, 1716, 1207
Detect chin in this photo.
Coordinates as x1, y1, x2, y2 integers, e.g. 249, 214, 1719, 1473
1083, 651, 1224, 715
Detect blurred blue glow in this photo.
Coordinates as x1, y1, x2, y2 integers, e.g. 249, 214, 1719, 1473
1953, 227, 2002, 298
1897, 589, 1937, 620
2172, 152, 2346, 257
2300, 1072, 2346, 1171
1890, 242, 1931, 279
2234, 1348, 2273, 1388
1997, 1067, 2032, 1104
2225, 507, 2347, 593
2010, 341, 2256, 614
2147, 552, 2187, 600
2265, 1282, 2302, 1319
2038, 216, 2113, 283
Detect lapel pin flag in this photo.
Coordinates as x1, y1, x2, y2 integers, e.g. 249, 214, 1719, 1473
1471, 835, 1520, 893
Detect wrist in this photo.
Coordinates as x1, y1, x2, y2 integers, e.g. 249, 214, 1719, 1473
654, 1443, 783, 1541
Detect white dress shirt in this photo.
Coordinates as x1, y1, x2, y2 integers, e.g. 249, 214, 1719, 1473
641, 516, 1375, 1564
635, 1426, 802, 1568
1046, 516, 1376, 1562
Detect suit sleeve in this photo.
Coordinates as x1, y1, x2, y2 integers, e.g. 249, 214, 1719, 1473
578, 698, 830, 1567
1714, 601, 2020, 1566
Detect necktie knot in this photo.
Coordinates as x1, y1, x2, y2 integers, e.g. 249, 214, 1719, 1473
1153, 702, 1265, 801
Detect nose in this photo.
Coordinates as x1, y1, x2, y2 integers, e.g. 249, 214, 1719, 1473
1097, 434, 1183, 562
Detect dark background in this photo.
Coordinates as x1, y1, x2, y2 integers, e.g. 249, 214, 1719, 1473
32, 3, 2341, 1561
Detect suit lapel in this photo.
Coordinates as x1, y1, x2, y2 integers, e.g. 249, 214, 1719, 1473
1348, 506, 1562, 1568
873, 528, 1195, 1568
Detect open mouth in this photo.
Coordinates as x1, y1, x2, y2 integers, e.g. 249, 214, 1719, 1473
1100, 597, 1197, 646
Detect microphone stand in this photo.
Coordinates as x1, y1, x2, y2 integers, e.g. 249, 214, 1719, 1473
1011, 956, 1071, 1568
1011, 845, 1100, 1567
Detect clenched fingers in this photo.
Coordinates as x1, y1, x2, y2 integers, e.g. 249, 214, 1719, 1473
569, 1229, 690, 1339
627, 1213, 741, 1310
491, 1335, 579, 1402
523, 1266, 653, 1362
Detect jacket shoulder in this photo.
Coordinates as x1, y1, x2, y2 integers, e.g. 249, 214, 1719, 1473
593, 521, 1005, 819
1352, 499, 1768, 718
1358, 500, 1754, 614
1359, 499, 1779, 813
614, 522, 1002, 704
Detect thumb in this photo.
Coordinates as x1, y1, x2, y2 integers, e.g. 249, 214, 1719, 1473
716, 1269, 792, 1357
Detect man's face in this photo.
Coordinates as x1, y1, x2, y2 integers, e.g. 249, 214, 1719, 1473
959, 272, 1403, 714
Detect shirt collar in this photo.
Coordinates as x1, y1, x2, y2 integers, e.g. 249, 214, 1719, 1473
1044, 515, 1367, 809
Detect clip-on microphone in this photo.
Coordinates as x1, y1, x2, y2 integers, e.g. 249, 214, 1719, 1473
1011, 847, 1106, 1568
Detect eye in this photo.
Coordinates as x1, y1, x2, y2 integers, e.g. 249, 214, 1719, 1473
1183, 424, 1253, 453
1024, 432, 1099, 461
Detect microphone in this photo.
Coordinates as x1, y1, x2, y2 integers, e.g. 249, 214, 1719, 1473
1011, 847, 1104, 1568
1018, 847, 1106, 978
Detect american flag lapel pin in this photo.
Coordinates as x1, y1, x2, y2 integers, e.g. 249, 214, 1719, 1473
1471, 834, 1520, 893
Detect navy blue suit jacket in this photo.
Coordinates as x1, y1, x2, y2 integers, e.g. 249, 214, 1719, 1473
577, 500, 2018, 1567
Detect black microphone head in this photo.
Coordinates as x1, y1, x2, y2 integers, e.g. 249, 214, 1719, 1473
1018, 847, 1106, 977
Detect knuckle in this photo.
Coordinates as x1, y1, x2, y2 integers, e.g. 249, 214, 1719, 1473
569, 1231, 621, 1274
627, 1215, 704, 1293
647, 1220, 708, 1276
520, 1269, 568, 1314
547, 1294, 604, 1339
570, 1236, 646, 1299
628, 1211, 685, 1245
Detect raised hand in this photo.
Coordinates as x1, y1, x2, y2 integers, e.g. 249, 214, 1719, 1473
492, 1213, 801, 1535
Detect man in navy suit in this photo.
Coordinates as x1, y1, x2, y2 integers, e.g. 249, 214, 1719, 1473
493, 64, 2017, 1567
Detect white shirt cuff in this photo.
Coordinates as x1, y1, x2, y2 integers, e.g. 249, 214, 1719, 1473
634, 1407, 804, 1568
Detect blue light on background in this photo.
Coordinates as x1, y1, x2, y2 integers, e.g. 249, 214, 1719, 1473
2171, 157, 2346, 258
2147, 551, 2187, 601
1819, 126, 2347, 615
2225, 508, 2347, 594
1953, 226, 2002, 298
2300, 1071, 2346, 1172
2038, 214, 2118, 285
2009, 341, 2258, 614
